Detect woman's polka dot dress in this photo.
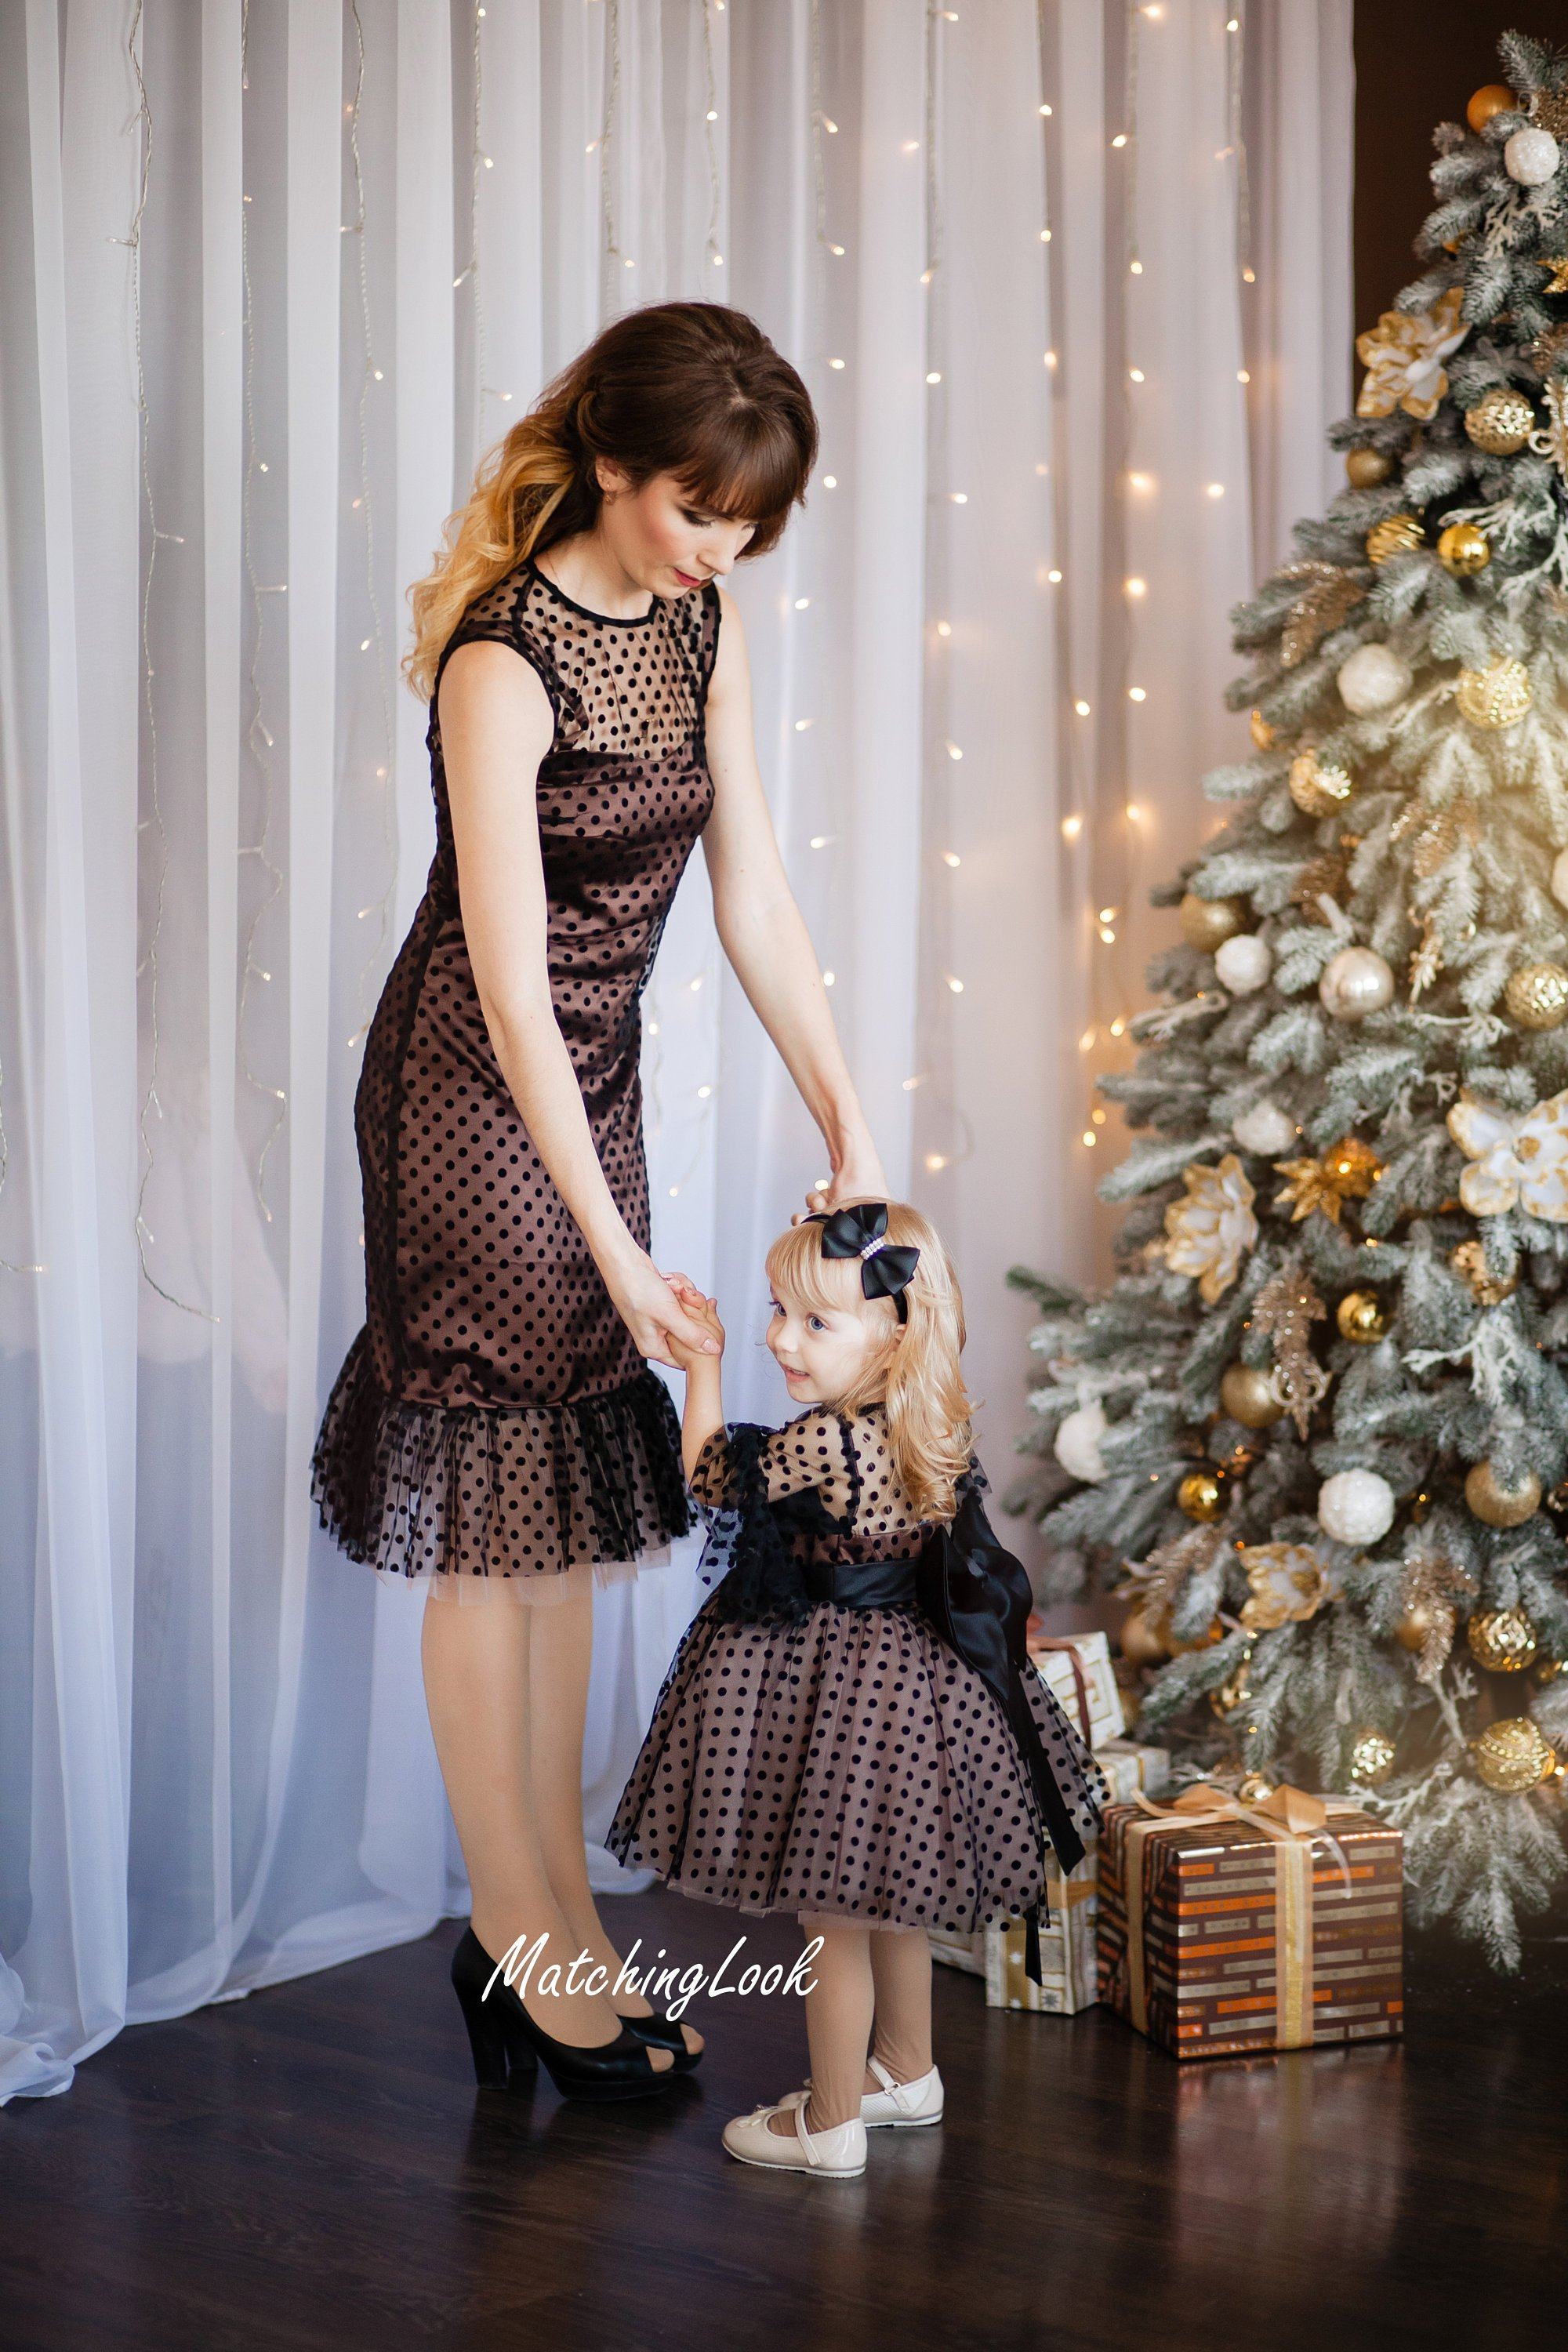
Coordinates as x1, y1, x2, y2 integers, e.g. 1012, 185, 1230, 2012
607, 1404, 1109, 1932
310, 554, 720, 1603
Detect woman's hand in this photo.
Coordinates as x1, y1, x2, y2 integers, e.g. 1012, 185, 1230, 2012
602, 1252, 721, 1370
659, 1274, 726, 1372
794, 1136, 890, 1222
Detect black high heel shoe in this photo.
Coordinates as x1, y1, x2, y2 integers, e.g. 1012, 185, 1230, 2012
450, 1927, 677, 2103
616, 2005, 705, 2073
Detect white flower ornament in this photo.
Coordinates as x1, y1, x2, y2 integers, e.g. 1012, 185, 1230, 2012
1446, 1087, 1568, 1221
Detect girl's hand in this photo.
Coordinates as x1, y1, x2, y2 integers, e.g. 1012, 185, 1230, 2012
658, 1274, 726, 1370
603, 1253, 721, 1370
794, 1138, 890, 1222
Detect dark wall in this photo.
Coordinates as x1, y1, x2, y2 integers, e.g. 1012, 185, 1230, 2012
1354, 4, 1531, 319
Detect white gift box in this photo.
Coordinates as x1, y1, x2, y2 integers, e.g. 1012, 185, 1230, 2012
1025, 1625, 1126, 1748
930, 1738, 1171, 2013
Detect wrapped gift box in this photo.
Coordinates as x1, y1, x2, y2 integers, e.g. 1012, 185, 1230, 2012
1025, 1624, 1125, 1748
1096, 1783, 1404, 2058
930, 1738, 1171, 2011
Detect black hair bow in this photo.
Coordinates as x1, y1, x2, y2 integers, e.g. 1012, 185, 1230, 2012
805, 1200, 920, 1323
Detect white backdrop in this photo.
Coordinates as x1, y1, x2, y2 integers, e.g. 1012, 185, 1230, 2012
0, 0, 1352, 2101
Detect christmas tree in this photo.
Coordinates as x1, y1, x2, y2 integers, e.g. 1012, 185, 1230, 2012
1010, 32, 1568, 1970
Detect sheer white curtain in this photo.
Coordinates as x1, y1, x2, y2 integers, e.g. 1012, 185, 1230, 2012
0, 0, 1352, 2103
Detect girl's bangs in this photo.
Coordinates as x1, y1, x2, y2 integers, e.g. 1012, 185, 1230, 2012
764, 1225, 865, 1317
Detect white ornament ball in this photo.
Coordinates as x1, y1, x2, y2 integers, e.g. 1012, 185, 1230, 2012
1232, 1100, 1298, 1156
1055, 1398, 1109, 1483
1504, 125, 1561, 186
1319, 944, 1396, 1021
1551, 846, 1568, 913
1337, 643, 1413, 716
1317, 1468, 1396, 1547
1214, 932, 1273, 995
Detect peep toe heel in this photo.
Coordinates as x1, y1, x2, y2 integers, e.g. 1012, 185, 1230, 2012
450, 1926, 676, 2103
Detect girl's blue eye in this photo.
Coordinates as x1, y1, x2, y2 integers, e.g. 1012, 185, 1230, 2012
808, 1316, 826, 1332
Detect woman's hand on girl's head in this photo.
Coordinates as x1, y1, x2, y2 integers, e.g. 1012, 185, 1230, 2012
603, 1254, 721, 1370
793, 1149, 890, 1223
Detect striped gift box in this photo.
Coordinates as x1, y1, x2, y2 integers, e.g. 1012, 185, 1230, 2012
1096, 1788, 1403, 2058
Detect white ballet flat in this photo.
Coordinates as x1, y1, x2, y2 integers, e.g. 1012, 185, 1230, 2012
780, 2056, 945, 2129
721, 2095, 868, 2177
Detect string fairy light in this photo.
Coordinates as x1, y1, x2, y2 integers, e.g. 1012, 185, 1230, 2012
120, 2, 215, 1320
344, 0, 398, 1060
698, 1, 724, 270
598, 1, 630, 303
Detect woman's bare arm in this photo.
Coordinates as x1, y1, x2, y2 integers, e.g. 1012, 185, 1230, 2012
699, 588, 887, 1208
437, 639, 717, 1364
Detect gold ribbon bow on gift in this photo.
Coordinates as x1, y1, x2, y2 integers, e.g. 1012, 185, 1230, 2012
1121, 1780, 1362, 2050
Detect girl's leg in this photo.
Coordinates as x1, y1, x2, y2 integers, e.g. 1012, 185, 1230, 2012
867, 1926, 935, 2085
524, 1587, 702, 2055
419, 1584, 670, 2067
770, 1915, 873, 2136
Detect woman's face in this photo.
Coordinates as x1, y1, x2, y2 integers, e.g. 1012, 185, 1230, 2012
595, 463, 755, 596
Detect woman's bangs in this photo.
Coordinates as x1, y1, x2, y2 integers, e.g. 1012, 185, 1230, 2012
677, 419, 805, 533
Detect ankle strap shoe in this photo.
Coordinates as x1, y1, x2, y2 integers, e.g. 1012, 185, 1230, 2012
721, 2096, 867, 2177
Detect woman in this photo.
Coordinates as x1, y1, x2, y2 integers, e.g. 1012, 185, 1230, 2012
310, 301, 888, 2100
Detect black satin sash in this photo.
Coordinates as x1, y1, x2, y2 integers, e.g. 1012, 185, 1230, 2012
916, 1483, 1088, 1987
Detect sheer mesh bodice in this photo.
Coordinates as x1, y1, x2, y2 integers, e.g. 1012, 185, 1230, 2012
310, 556, 722, 1602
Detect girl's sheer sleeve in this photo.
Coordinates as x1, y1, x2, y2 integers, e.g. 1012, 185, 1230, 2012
689, 1410, 847, 1512
690, 1410, 851, 1628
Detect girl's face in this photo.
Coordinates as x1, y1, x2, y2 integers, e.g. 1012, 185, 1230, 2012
595, 463, 755, 597
765, 1284, 895, 1405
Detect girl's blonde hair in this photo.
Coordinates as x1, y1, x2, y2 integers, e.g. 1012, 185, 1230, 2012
403, 300, 817, 701
765, 1198, 975, 1524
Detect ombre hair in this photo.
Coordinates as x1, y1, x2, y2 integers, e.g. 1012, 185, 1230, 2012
403, 300, 817, 700
765, 1198, 975, 1524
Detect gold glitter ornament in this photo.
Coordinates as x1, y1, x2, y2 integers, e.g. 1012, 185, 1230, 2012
1347, 1729, 1396, 1787
1465, 1609, 1540, 1672
1177, 1469, 1224, 1523
1336, 1289, 1388, 1342
1288, 749, 1356, 818
1437, 521, 1490, 576
1345, 445, 1392, 488
1456, 655, 1533, 729
1249, 708, 1276, 750
1178, 891, 1248, 952
1450, 1239, 1517, 1305
1463, 387, 1534, 456
1464, 1461, 1541, 1527
1470, 1715, 1557, 1792
1366, 512, 1424, 565
1219, 1363, 1285, 1428
1465, 82, 1515, 132
1504, 960, 1568, 1029
1209, 1657, 1252, 1718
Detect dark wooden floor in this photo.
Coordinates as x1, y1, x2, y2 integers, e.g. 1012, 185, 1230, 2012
5, 1883, 1563, 2352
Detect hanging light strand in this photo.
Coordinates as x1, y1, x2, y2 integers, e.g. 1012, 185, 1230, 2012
699, 0, 724, 270
599, 0, 626, 301
1229, 2, 1253, 285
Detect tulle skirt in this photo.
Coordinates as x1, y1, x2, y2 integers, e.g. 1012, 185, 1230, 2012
608, 1588, 1100, 1929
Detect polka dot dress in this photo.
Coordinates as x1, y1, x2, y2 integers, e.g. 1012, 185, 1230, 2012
310, 556, 720, 1602
607, 1404, 1109, 1932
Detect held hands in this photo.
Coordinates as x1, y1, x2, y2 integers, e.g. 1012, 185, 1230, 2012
659, 1272, 726, 1373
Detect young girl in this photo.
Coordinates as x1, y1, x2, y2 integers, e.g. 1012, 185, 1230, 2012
607, 1197, 1106, 2176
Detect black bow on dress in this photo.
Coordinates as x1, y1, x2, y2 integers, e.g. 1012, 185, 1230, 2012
805, 1201, 920, 1323
916, 1479, 1089, 1987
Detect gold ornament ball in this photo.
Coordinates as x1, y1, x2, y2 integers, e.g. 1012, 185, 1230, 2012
1395, 1599, 1448, 1655
1464, 1461, 1542, 1527
1463, 388, 1534, 456
1120, 1608, 1168, 1668
1470, 1715, 1557, 1793
1219, 1363, 1285, 1428
1345, 445, 1392, 488
1289, 750, 1356, 818
1456, 655, 1533, 730
1179, 891, 1249, 953
1465, 1608, 1540, 1672
1249, 708, 1276, 751
1366, 513, 1424, 566
1504, 961, 1568, 1031
1437, 521, 1491, 577
1347, 1728, 1397, 1786
1336, 1290, 1388, 1344
1236, 1770, 1275, 1804
1177, 1469, 1224, 1523
1466, 82, 1515, 133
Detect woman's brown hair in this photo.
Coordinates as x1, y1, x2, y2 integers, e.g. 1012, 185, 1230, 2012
403, 299, 818, 699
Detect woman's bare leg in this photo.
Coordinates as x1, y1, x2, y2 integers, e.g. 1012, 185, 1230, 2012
867, 1926, 935, 2085
419, 1584, 670, 2067
524, 1588, 702, 2054
769, 1915, 873, 2136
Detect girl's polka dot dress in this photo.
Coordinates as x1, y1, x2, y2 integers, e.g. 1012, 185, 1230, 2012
607, 1404, 1109, 1930
310, 557, 720, 1604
